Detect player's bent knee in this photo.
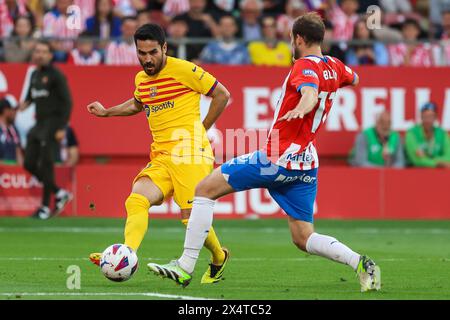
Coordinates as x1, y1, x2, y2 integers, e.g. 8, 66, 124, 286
131, 177, 164, 206
195, 168, 232, 200
194, 178, 214, 199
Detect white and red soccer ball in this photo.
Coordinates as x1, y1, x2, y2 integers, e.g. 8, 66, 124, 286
100, 244, 138, 282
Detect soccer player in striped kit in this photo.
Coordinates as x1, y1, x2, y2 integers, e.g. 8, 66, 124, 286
148, 12, 381, 292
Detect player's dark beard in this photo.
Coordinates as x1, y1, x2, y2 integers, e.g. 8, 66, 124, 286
142, 55, 163, 76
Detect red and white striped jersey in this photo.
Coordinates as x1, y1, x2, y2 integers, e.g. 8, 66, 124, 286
328, 4, 358, 41
441, 34, 450, 66
388, 43, 434, 67
163, 0, 190, 17
0, 0, 28, 37
68, 49, 102, 65
105, 40, 140, 65
264, 55, 357, 170
43, 9, 82, 50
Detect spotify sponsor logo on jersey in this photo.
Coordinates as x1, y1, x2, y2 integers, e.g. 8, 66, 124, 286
150, 101, 175, 113
143, 101, 175, 117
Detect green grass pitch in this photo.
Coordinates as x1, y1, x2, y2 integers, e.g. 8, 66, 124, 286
1, 217, 450, 300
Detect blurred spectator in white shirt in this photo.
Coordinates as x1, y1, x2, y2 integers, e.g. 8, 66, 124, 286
389, 18, 434, 67
326, 0, 359, 41
105, 16, 139, 65
43, 0, 82, 61
0, 0, 31, 37
67, 31, 102, 65
163, 0, 190, 18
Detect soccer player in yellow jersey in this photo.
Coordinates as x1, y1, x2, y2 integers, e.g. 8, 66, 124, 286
86, 24, 231, 284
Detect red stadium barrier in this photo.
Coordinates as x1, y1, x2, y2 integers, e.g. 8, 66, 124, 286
0, 165, 74, 216
1, 64, 449, 158
1, 164, 449, 219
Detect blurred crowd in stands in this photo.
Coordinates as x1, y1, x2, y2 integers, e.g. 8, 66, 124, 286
1, 0, 450, 66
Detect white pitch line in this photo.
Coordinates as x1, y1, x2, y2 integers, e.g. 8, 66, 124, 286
0, 292, 216, 300
0, 257, 86, 261
0, 257, 448, 262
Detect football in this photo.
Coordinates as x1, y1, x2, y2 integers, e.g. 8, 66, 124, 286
100, 244, 138, 282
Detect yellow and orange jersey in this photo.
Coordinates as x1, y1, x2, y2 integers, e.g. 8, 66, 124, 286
133, 56, 218, 160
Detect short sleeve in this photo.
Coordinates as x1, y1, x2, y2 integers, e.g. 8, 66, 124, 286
176, 61, 218, 96
290, 59, 320, 92
133, 72, 142, 103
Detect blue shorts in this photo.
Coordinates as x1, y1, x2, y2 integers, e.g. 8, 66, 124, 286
221, 151, 318, 223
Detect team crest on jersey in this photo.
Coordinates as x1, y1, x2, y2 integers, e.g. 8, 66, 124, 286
149, 86, 158, 97
302, 69, 318, 78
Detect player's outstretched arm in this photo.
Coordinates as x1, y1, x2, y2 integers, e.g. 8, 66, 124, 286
202, 82, 231, 130
279, 86, 318, 122
87, 98, 143, 117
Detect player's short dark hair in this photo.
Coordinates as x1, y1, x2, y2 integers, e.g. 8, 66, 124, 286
134, 23, 166, 47
292, 12, 325, 46
35, 39, 53, 53
402, 18, 420, 31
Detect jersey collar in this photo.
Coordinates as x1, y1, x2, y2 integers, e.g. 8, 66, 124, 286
304, 54, 328, 62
